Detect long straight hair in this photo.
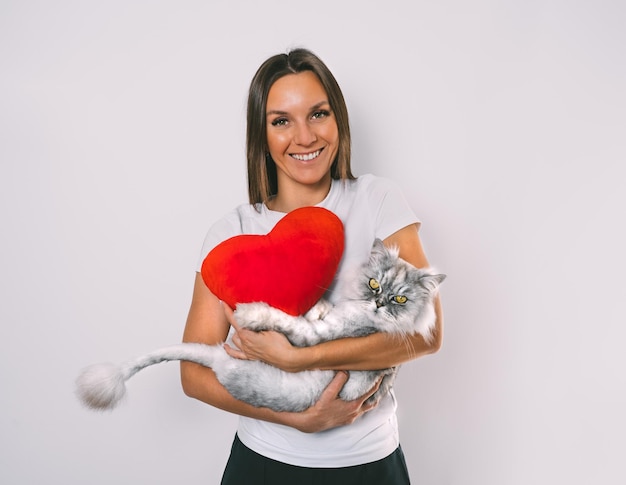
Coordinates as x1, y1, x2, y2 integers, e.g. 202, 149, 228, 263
246, 48, 354, 206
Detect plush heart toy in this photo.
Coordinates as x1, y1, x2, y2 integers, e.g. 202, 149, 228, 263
75, 206, 345, 411
201, 206, 344, 316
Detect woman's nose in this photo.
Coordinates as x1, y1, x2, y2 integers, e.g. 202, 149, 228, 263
294, 122, 317, 146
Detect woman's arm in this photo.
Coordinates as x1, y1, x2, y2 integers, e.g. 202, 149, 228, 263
180, 272, 381, 433
226, 223, 444, 373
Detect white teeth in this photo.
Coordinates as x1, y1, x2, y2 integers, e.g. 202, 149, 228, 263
291, 149, 321, 161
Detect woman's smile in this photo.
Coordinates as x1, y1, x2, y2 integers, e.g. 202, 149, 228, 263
291, 148, 323, 161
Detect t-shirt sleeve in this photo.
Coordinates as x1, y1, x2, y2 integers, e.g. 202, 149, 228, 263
195, 209, 243, 272
370, 176, 421, 240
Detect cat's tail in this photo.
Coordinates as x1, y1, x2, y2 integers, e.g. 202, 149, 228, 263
75, 342, 219, 411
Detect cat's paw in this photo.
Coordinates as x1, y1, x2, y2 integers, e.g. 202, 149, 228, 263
234, 302, 270, 329
235, 302, 284, 331
304, 299, 333, 321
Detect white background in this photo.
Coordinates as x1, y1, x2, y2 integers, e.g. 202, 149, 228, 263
1, 1, 624, 483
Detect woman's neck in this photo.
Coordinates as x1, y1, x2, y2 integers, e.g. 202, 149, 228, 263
266, 178, 332, 213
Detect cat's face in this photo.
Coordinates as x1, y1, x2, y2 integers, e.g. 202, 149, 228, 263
357, 240, 445, 324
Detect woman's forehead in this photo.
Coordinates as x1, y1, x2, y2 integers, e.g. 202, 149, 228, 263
266, 72, 329, 113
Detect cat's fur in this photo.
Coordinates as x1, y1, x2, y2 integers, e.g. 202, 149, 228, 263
76, 239, 445, 412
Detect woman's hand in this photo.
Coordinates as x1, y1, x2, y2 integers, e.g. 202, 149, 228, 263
223, 304, 304, 372
288, 371, 382, 433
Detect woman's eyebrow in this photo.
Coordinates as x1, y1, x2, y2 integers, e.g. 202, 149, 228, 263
266, 109, 289, 116
309, 101, 330, 111
266, 101, 330, 117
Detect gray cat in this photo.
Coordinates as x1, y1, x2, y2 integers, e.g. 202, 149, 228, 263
76, 239, 445, 413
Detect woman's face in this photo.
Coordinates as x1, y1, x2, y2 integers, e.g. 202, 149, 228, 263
265, 71, 339, 197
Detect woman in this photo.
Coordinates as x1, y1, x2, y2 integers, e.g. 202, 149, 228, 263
181, 48, 443, 484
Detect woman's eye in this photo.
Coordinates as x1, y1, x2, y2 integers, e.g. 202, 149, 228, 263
311, 110, 330, 120
393, 295, 408, 304
271, 118, 288, 127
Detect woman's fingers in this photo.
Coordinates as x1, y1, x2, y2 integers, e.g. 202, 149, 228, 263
223, 342, 249, 360
295, 372, 382, 433
319, 371, 349, 400
356, 376, 383, 412
222, 302, 240, 331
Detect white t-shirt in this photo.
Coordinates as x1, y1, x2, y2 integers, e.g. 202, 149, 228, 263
196, 174, 420, 467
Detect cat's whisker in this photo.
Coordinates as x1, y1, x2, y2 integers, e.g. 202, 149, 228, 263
402, 334, 417, 359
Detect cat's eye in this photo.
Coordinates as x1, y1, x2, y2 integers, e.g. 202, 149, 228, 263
368, 278, 381, 294
393, 295, 408, 304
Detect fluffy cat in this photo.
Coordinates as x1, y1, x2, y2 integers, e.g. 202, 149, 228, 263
76, 239, 445, 413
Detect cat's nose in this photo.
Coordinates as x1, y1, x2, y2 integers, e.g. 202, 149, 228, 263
376, 300, 384, 308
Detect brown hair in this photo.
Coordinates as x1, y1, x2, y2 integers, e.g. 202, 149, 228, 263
246, 48, 354, 205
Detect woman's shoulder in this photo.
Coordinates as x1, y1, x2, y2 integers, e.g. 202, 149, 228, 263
339, 173, 402, 192
334, 174, 404, 203
197, 203, 270, 267
357, 173, 402, 191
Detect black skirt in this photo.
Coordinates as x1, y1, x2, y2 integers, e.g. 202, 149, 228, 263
221, 434, 411, 485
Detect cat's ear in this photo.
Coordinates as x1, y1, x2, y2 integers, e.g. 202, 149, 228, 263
419, 273, 446, 292
368, 238, 387, 263
372, 238, 386, 252
370, 238, 398, 258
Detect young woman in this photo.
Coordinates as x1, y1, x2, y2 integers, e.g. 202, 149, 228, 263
181, 48, 443, 484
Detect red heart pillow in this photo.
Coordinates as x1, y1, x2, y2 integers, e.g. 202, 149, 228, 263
201, 207, 344, 316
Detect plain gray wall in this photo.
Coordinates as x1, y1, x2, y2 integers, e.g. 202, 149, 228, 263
1, 1, 624, 483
